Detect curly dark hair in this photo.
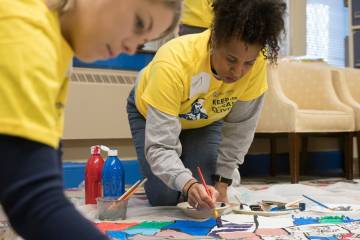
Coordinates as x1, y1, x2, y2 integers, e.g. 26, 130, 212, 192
211, 0, 287, 64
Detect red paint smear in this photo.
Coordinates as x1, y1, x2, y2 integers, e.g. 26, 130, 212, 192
96, 222, 138, 233
340, 233, 355, 240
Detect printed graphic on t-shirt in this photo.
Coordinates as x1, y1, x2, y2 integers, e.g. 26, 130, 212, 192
179, 98, 208, 120
211, 96, 238, 113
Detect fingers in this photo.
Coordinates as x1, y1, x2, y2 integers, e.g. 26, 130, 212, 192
187, 189, 200, 208
188, 187, 205, 208
187, 183, 218, 209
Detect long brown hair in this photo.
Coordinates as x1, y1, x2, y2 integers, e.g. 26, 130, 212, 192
153, 0, 182, 39
47, 0, 182, 38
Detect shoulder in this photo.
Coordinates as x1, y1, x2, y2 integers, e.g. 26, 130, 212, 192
0, 0, 59, 40
0, 0, 51, 21
151, 30, 211, 70
254, 54, 267, 70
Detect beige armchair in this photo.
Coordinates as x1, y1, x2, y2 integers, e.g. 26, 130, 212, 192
331, 67, 360, 176
256, 61, 355, 183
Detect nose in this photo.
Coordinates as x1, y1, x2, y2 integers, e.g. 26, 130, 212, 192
230, 63, 245, 78
122, 44, 137, 55
121, 38, 141, 55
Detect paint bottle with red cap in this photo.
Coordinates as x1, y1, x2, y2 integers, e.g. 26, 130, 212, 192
85, 145, 105, 204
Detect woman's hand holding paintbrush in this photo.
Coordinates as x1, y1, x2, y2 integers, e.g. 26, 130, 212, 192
196, 167, 223, 227
182, 168, 223, 227
185, 179, 219, 209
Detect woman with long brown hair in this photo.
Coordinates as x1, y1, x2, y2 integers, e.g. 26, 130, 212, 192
0, 0, 181, 239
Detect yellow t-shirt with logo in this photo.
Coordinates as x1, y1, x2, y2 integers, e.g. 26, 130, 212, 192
181, 0, 213, 28
0, 0, 73, 148
135, 30, 268, 129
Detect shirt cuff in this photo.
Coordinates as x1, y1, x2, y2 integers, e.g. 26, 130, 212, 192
216, 164, 235, 180
174, 172, 193, 192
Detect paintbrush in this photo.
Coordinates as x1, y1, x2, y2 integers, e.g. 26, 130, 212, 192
270, 198, 304, 211
302, 194, 332, 210
285, 198, 304, 208
119, 178, 147, 201
197, 167, 222, 227
108, 178, 147, 211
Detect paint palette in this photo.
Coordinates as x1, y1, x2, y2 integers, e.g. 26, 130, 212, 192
177, 202, 229, 219
232, 204, 290, 217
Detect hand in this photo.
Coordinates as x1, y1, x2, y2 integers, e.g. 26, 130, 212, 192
215, 182, 229, 203
184, 180, 218, 209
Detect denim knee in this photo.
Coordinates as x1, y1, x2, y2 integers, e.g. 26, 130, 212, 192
146, 189, 180, 206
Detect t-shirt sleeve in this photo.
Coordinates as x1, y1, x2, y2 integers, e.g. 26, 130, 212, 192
238, 56, 268, 101
141, 62, 184, 117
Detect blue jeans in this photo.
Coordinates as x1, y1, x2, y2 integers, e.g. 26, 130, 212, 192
127, 88, 223, 206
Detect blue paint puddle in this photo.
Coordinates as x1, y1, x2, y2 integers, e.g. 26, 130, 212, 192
164, 219, 216, 236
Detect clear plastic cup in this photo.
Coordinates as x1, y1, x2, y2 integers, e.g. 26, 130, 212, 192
96, 197, 128, 220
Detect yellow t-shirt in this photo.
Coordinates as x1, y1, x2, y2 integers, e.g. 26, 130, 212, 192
0, 0, 73, 148
135, 30, 268, 129
181, 0, 213, 28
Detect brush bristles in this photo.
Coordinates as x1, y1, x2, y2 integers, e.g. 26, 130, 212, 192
213, 209, 219, 218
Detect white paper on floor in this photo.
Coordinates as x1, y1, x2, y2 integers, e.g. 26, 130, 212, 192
74, 179, 360, 222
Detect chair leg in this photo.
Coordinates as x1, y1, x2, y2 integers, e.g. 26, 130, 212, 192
301, 136, 308, 175
343, 132, 354, 180
289, 133, 301, 183
270, 137, 277, 176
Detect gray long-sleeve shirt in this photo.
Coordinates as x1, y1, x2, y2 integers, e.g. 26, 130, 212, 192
144, 95, 265, 192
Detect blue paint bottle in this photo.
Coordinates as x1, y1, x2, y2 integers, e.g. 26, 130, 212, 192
102, 149, 125, 198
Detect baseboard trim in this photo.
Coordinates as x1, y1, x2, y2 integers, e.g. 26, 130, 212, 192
63, 150, 346, 188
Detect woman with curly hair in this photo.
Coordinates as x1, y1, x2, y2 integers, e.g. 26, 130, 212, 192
127, 0, 286, 208
0, 0, 181, 239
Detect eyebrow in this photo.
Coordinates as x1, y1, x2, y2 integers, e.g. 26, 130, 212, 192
227, 54, 237, 60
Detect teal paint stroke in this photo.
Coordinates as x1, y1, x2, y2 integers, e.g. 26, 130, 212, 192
106, 231, 127, 240
127, 221, 173, 230
123, 228, 159, 236
123, 221, 173, 236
